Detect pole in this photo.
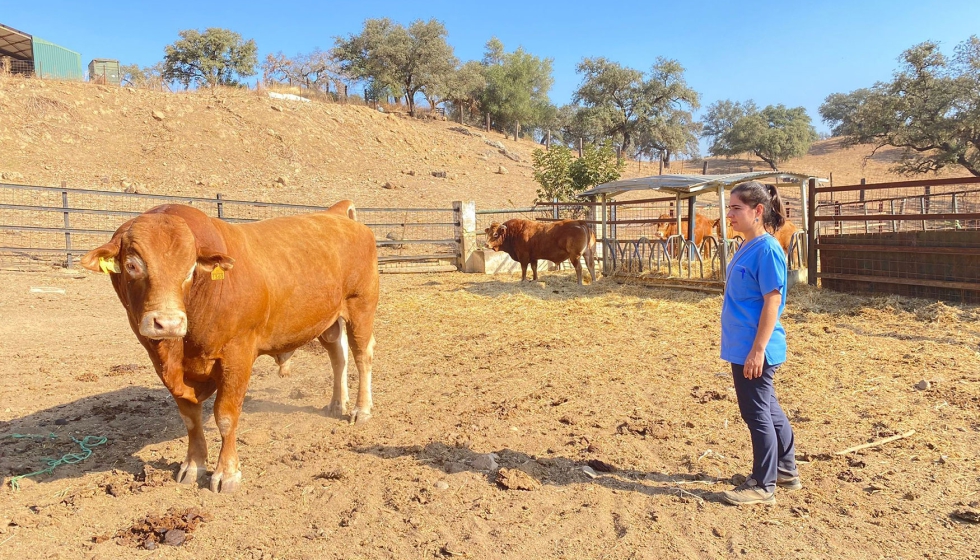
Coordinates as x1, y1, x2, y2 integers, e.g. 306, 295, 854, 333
807, 178, 817, 285
718, 183, 728, 282
702, 161, 707, 175
546, 130, 551, 150
686, 196, 696, 262
216, 192, 224, 219
601, 194, 608, 275
62, 181, 72, 268
578, 138, 583, 158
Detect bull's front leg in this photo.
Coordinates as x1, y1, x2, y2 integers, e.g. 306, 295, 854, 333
174, 392, 213, 484
530, 259, 539, 281
210, 351, 253, 493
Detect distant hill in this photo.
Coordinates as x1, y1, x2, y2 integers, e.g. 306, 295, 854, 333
1, 76, 972, 210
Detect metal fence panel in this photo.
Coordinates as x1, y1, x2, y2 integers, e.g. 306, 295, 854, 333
0, 183, 458, 271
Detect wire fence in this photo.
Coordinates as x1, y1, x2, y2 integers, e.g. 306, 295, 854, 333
0, 183, 459, 271
810, 176, 980, 302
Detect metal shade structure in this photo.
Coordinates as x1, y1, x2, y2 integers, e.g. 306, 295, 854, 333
580, 171, 826, 199
0, 23, 32, 60
582, 171, 828, 285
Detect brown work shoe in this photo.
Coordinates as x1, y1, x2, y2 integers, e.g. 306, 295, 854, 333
722, 477, 775, 505
776, 472, 802, 491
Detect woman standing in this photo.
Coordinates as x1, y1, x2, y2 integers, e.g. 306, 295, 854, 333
720, 181, 800, 506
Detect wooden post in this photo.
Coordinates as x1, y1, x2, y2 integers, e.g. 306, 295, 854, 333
546, 130, 551, 150
216, 192, 224, 219
616, 146, 622, 165
717, 183, 728, 281
578, 138, 583, 158
61, 181, 72, 268
485, 113, 490, 133
859, 178, 865, 202
702, 161, 707, 175
807, 178, 817, 285
515, 121, 520, 141
658, 158, 663, 175
829, 172, 834, 188
455, 201, 478, 272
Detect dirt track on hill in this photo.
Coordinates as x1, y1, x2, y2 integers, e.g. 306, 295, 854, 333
1, 268, 978, 559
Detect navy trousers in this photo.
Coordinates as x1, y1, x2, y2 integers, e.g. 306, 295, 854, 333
731, 360, 797, 491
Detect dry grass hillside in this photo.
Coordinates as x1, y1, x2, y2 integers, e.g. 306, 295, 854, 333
0, 76, 540, 209
0, 74, 974, 211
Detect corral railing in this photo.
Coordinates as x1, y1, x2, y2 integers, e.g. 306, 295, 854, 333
807, 176, 980, 302
0, 183, 459, 272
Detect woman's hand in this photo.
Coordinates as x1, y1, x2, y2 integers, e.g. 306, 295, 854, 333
743, 348, 765, 379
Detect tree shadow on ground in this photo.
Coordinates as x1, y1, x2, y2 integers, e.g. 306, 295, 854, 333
354, 441, 732, 504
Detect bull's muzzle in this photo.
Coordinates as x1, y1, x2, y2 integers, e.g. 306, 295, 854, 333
140, 310, 188, 339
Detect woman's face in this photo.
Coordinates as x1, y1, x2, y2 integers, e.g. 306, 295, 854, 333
726, 194, 762, 235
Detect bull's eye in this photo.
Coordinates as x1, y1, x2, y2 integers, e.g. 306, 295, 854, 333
125, 261, 138, 274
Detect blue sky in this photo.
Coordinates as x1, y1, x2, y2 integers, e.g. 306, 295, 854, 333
6, 0, 980, 136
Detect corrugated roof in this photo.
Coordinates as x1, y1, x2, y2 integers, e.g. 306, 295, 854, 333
580, 171, 828, 198
0, 23, 33, 60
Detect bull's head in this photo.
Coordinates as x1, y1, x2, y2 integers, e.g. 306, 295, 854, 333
80, 213, 234, 340
484, 222, 507, 251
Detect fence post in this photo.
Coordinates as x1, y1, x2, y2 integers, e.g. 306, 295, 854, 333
702, 160, 707, 175
578, 138, 583, 158
717, 183, 728, 281
62, 181, 72, 268
601, 194, 608, 275
859, 178, 865, 202
552, 197, 559, 220
890, 199, 897, 232
799, 179, 809, 234
546, 130, 551, 150
455, 201, 477, 272
216, 192, 224, 219
807, 178, 817, 286
920, 197, 926, 231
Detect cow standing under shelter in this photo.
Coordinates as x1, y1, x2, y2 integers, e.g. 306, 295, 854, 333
81, 200, 379, 493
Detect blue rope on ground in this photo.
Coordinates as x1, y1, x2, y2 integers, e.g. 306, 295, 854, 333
7, 434, 108, 490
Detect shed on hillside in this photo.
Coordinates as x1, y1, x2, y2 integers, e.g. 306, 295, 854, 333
0, 23, 82, 80
88, 58, 120, 85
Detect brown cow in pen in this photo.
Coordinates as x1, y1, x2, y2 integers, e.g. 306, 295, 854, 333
81, 199, 378, 493
484, 219, 596, 285
713, 217, 798, 256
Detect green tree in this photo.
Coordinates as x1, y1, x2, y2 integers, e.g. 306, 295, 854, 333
703, 102, 817, 170
120, 62, 168, 90
480, 38, 554, 138
532, 142, 624, 202
162, 28, 257, 88
572, 57, 700, 162
819, 37, 980, 176
333, 18, 456, 116
570, 142, 625, 192
532, 144, 575, 201
439, 61, 486, 123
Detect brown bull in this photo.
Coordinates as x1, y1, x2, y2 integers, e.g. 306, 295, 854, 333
484, 219, 596, 285
81, 199, 379, 493
713, 218, 797, 256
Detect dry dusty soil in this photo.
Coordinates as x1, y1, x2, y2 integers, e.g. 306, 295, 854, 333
1, 267, 979, 559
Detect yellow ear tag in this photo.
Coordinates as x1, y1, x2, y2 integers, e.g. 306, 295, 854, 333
99, 257, 120, 274
210, 267, 225, 281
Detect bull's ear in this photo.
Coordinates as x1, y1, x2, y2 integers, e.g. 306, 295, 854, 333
80, 240, 121, 273
196, 247, 235, 272
496, 224, 507, 237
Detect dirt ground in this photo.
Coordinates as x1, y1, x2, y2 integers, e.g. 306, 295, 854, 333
1, 267, 978, 559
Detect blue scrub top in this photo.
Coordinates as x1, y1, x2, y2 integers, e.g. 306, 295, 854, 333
720, 233, 787, 365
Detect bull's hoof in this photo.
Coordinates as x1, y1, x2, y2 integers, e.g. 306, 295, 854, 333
210, 469, 242, 493
325, 401, 348, 419
349, 407, 372, 425
176, 462, 204, 485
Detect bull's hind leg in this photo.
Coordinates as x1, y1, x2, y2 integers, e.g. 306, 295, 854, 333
346, 297, 378, 424
584, 240, 597, 284
571, 254, 585, 285
318, 318, 349, 418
